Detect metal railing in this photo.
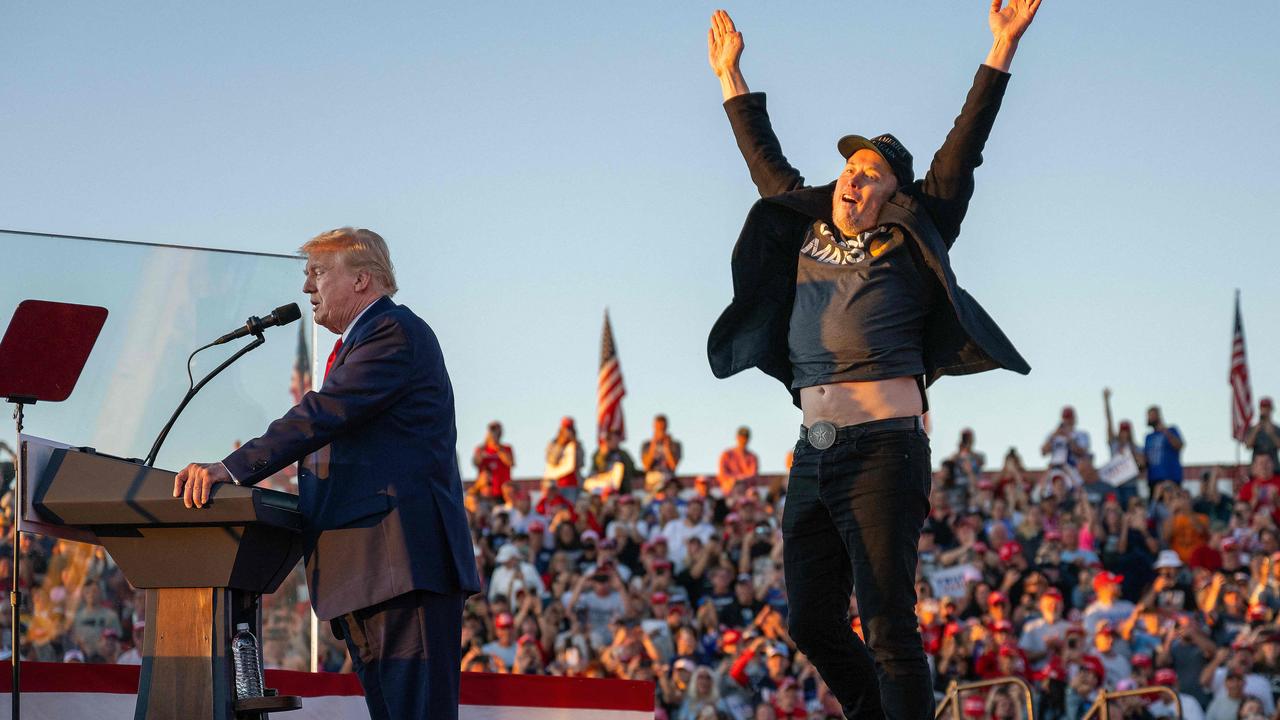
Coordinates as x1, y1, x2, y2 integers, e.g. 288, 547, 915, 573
935, 676, 1036, 720
1082, 685, 1182, 720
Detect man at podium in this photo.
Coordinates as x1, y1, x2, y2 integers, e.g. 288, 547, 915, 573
172, 227, 481, 720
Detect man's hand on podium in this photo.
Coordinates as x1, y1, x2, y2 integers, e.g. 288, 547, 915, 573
173, 462, 232, 508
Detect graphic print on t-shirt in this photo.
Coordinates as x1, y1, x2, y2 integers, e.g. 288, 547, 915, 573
799, 222, 899, 266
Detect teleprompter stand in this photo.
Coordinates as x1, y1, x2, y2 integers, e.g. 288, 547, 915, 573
0, 299, 108, 720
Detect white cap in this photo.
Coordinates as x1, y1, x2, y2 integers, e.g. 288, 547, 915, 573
1154, 549, 1183, 570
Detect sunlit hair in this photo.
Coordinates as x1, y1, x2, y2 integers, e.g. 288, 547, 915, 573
300, 227, 398, 296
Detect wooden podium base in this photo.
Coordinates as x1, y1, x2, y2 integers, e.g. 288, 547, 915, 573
135, 588, 300, 720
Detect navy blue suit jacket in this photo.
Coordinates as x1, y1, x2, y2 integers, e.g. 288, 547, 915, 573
223, 296, 480, 620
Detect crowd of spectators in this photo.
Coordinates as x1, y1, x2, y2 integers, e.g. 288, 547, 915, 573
7, 394, 1280, 720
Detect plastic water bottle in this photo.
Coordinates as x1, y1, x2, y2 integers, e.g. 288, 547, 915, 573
231, 623, 264, 699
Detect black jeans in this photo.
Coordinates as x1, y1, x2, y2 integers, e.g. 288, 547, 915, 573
783, 419, 933, 720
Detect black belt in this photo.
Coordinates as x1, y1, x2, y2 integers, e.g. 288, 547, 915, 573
799, 416, 923, 450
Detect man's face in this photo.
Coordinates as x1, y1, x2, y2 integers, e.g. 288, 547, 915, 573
686, 500, 704, 523
711, 568, 730, 591
1253, 455, 1274, 480
1039, 596, 1060, 620
832, 149, 897, 236
1225, 674, 1244, 698
1147, 407, 1161, 426
303, 252, 367, 334
766, 653, 788, 677
736, 431, 749, 450
1230, 649, 1253, 673
653, 418, 667, 438
1094, 632, 1113, 654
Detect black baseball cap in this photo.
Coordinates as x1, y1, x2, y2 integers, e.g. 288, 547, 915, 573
837, 133, 915, 187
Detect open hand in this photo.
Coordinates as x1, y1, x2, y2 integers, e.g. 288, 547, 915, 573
708, 10, 744, 79
173, 462, 232, 508
990, 0, 1043, 43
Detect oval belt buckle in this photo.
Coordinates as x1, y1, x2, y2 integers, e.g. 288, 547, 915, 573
808, 421, 837, 450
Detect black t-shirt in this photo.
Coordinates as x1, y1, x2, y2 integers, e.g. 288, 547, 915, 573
1249, 422, 1280, 466
789, 222, 933, 388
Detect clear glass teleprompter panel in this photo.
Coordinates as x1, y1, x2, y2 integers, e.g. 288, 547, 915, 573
1, 230, 318, 667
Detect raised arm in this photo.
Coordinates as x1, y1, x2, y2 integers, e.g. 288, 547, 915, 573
985, 0, 1043, 73
708, 10, 749, 102
709, 10, 805, 197
919, 0, 1042, 247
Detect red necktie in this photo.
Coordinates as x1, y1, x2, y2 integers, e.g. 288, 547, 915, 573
324, 337, 343, 380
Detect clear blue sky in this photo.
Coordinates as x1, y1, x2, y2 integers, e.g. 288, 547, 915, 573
4, 2, 1279, 476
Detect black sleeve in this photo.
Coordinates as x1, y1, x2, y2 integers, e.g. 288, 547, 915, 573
919, 65, 1012, 248
723, 92, 807, 197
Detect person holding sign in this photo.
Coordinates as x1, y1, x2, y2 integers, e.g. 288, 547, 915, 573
1102, 388, 1144, 506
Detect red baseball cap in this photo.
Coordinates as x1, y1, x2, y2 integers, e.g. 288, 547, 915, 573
1119, 420, 1132, 432
1132, 653, 1152, 668
1033, 659, 1068, 683
495, 612, 514, 628
1093, 571, 1124, 588
999, 542, 1023, 562
1078, 655, 1105, 681
988, 591, 1009, 606
1044, 529, 1063, 542
561, 416, 576, 429
962, 695, 986, 718
1262, 397, 1274, 409
651, 592, 669, 604
1043, 587, 1063, 601
1154, 668, 1178, 687
721, 629, 742, 646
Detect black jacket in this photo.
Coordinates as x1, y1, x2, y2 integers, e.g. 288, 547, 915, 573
707, 65, 1030, 407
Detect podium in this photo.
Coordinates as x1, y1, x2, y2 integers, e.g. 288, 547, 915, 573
32, 446, 305, 720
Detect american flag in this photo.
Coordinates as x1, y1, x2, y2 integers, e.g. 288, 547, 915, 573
1230, 291, 1253, 442
597, 310, 627, 442
290, 322, 313, 405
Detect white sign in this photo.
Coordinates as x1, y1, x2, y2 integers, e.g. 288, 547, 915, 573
1098, 449, 1140, 487
929, 563, 979, 599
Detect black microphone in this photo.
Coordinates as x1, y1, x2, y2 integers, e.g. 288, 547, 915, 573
213, 303, 302, 345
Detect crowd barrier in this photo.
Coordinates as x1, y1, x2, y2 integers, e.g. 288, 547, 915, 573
934, 676, 1035, 720
0, 662, 655, 720
1082, 684, 1183, 720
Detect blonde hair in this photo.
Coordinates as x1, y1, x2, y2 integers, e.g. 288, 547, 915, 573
300, 227, 398, 296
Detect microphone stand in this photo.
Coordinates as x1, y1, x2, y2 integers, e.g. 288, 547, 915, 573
144, 334, 266, 468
